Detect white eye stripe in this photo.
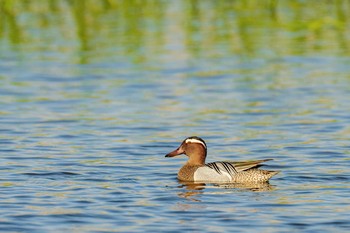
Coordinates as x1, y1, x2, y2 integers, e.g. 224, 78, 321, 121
185, 138, 206, 148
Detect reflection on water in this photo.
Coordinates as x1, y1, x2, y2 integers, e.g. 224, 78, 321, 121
178, 181, 275, 201
1, 0, 350, 232
179, 181, 206, 191
177, 182, 206, 201
213, 182, 275, 192
1, 0, 350, 62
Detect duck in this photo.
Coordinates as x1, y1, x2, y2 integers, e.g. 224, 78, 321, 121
165, 136, 279, 183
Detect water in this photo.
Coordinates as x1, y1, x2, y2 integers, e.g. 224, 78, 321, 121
1, 1, 350, 232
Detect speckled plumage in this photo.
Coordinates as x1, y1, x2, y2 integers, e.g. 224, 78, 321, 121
178, 165, 201, 181
165, 136, 279, 183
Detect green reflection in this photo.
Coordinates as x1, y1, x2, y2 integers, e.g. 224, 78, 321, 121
0, 0, 349, 63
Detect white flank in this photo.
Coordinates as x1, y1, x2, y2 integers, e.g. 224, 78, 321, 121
185, 138, 206, 148
194, 166, 232, 182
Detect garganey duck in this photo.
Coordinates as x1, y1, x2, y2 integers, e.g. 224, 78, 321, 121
165, 136, 279, 183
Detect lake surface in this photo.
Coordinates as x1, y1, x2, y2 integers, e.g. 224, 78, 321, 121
1, 1, 350, 232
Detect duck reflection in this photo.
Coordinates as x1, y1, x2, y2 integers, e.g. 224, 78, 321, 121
177, 181, 276, 201
177, 181, 206, 201
179, 181, 206, 190
213, 182, 276, 192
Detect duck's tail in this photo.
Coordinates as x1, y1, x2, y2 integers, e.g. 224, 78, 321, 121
233, 169, 279, 183
266, 170, 280, 180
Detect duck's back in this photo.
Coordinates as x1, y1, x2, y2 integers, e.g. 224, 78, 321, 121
189, 160, 278, 183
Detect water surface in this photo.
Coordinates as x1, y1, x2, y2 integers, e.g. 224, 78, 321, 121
1, 1, 350, 232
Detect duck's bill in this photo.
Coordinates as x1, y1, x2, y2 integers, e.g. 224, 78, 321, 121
165, 147, 184, 157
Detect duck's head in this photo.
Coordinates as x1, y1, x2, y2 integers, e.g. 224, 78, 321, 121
165, 136, 207, 165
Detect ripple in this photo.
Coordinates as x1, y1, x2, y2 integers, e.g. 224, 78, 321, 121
22, 172, 80, 177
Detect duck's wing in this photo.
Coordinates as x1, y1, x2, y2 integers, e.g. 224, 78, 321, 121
204, 159, 273, 177
226, 159, 273, 173
205, 161, 239, 177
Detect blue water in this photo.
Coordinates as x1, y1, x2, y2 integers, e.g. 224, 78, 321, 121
1, 1, 350, 232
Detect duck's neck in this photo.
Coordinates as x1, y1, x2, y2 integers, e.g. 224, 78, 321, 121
187, 147, 207, 166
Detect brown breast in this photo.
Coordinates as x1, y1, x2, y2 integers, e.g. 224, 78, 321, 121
177, 165, 202, 181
